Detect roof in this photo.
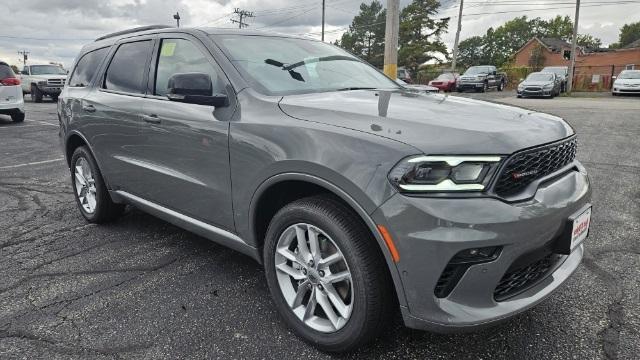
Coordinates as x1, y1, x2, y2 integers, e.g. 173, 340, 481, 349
539, 38, 572, 51
623, 39, 640, 49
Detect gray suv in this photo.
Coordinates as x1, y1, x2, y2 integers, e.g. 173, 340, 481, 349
58, 26, 592, 352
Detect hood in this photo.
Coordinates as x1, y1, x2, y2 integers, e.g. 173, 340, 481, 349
614, 78, 640, 85
279, 90, 573, 155
520, 80, 554, 87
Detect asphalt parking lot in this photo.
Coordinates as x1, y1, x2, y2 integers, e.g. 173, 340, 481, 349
1, 93, 639, 359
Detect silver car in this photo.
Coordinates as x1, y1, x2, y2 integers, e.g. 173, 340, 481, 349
58, 26, 592, 352
517, 72, 562, 98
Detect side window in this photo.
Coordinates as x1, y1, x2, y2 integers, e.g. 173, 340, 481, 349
104, 40, 153, 94
68, 47, 109, 87
22, 66, 29, 75
154, 38, 225, 97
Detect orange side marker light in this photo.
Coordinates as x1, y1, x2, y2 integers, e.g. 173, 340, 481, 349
377, 224, 400, 263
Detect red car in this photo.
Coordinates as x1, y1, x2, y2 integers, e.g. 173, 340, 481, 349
428, 73, 459, 92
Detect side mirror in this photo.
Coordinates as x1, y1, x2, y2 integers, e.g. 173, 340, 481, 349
167, 72, 228, 107
612, 76, 617, 80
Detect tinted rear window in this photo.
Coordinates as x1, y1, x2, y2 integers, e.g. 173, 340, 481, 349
104, 40, 152, 93
69, 47, 109, 87
0, 63, 15, 78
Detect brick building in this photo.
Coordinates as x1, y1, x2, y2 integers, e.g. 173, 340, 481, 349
513, 37, 639, 72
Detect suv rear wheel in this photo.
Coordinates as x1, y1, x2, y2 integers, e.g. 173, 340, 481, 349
263, 195, 393, 352
11, 111, 25, 123
70, 146, 124, 223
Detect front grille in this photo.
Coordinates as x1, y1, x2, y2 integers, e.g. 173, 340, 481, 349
524, 86, 542, 91
47, 78, 65, 86
494, 253, 558, 301
493, 137, 577, 197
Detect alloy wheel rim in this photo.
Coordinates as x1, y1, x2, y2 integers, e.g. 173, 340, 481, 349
274, 223, 354, 333
74, 158, 97, 214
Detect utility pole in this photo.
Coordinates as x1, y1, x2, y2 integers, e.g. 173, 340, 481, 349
451, 0, 464, 72
173, 12, 181, 27
231, 8, 254, 29
321, 0, 326, 42
567, 0, 580, 93
383, 0, 400, 79
17, 50, 29, 66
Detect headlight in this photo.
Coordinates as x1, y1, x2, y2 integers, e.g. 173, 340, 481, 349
517, 84, 525, 90
543, 83, 553, 90
388, 155, 502, 192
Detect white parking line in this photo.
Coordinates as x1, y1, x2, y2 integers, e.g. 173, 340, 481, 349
0, 157, 64, 170
0, 124, 52, 130
25, 120, 59, 127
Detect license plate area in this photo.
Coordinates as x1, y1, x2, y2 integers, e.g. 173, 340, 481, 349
555, 204, 591, 255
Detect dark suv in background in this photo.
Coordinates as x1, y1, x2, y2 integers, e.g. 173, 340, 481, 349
59, 26, 592, 352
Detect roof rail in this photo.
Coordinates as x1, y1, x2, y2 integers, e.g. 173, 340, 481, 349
95, 25, 173, 42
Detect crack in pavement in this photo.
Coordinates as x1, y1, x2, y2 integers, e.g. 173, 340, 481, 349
582, 254, 625, 360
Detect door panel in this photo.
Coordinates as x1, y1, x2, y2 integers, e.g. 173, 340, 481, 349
135, 36, 235, 230
138, 98, 234, 229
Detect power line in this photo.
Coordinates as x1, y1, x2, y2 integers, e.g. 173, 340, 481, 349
231, 8, 255, 29
256, 6, 320, 29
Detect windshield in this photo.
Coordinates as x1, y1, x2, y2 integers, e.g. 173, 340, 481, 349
542, 67, 566, 76
527, 73, 554, 81
464, 66, 492, 75
213, 35, 398, 95
30, 65, 66, 75
618, 71, 640, 79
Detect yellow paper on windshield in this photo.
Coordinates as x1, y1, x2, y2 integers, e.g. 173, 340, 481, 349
161, 42, 176, 57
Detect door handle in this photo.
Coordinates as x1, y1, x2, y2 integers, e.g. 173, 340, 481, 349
82, 104, 96, 113
141, 114, 161, 124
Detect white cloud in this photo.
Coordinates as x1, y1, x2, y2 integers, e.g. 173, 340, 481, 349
0, 0, 634, 68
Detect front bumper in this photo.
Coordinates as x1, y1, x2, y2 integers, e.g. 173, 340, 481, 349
457, 82, 484, 90
372, 162, 591, 332
612, 85, 640, 94
37, 85, 62, 95
518, 89, 554, 97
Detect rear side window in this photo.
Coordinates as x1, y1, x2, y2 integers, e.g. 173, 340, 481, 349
69, 47, 109, 87
0, 63, 14, 78
104, 40, 153, 94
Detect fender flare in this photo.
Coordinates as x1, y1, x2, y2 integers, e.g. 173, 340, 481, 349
64, 130, 112, 189
249, 172, 408, 307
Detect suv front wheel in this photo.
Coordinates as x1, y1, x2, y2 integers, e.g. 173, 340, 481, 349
263, 195, 393, 352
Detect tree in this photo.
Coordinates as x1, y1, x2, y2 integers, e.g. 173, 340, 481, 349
455, 15, 602, 68
577, 34, 602, 49
610, 21, 640, 48
528, 44, 546, 70
456, 36, 486, 68
10, 65, 20, 74
398, 0, 449, 74
338, 1, 386, 68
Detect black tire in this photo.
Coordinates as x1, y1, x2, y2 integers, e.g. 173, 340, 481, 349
70, 146, 124, 223
497, 80, 505, 91
11, 111, 25, 123
31, 85, 43, 103
481, 81, 488, 92
263, 195, 394, 352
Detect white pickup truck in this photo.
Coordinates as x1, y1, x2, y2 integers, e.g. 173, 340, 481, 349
19, 64, 67, 102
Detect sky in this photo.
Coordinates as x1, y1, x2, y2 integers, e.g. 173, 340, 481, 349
0, 0, 638, 69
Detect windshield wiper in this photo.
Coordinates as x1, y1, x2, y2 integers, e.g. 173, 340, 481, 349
264, 58, 305, 82
334, 87, 378, 91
